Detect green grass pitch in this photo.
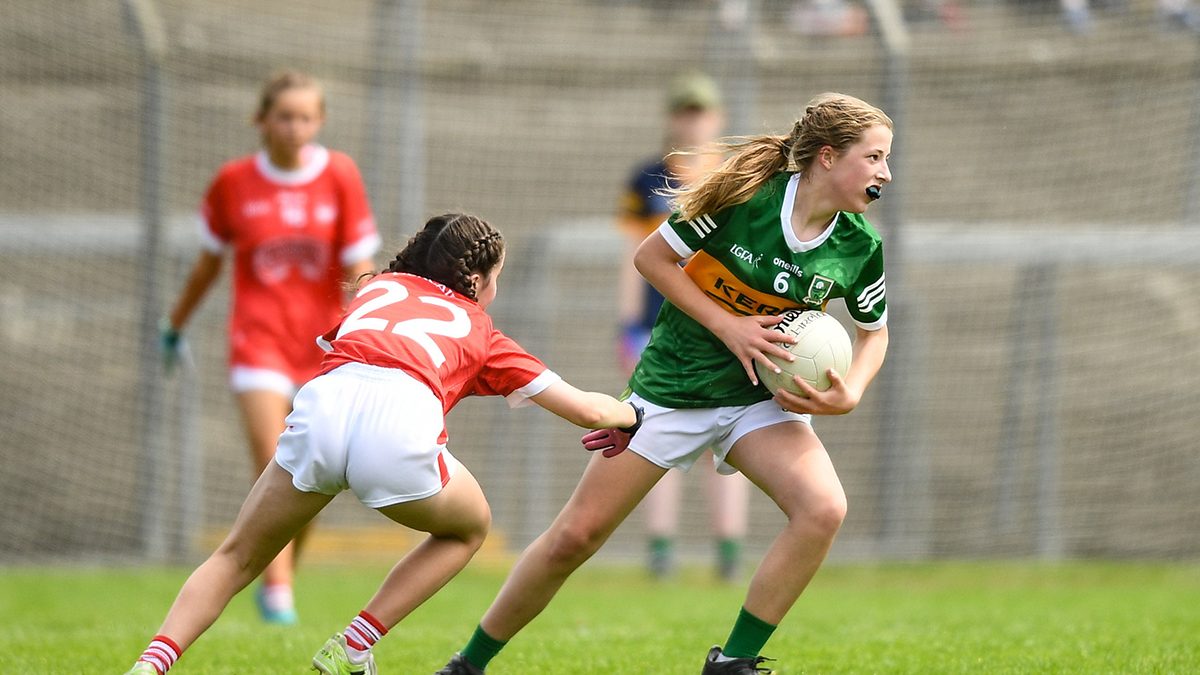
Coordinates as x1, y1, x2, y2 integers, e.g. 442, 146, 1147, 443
1, 560, 1197, 674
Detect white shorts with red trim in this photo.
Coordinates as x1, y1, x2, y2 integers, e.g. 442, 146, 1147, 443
229, 365, 300, 398
274, 362, 457, 508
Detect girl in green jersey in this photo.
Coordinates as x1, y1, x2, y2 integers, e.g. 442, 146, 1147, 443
435, 93, 892, 675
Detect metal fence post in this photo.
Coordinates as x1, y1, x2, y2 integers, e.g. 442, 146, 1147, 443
122, 0, 170, 562
366, 0, 425, 240
705, 0, 759, 136
1031, 265, 1063, 558
994, 272, 1034, 537
1185, 40, 1200, 224
513, 236, 555, 547
175, 334, 204, 560
862, 0, 925, 556
992, 263, 1064, 557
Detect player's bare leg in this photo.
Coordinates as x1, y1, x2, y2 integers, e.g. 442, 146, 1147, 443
236, 388, 307, 620
362, 464, 492, 626
313, 466, 493, 675
478, 450, 667, 640
236, 389, 293, 476
723, 421, 846, 623
156, 460, 333, 651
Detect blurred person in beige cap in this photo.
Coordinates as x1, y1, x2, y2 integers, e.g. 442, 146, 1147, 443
615, 71, 751, 582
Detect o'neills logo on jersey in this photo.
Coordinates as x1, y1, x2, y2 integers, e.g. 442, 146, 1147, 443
396, 272, 456, 298
773, 258, 803, 276
252, 236, 330, 284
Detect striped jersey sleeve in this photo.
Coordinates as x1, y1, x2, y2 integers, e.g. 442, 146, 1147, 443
844, 245, 887, 330
660, 210, 729, 258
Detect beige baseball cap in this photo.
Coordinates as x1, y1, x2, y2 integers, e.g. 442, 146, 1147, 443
667, 71, 722, 112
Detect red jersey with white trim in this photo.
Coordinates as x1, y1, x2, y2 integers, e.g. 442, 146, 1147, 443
318, 273, 555, 414
199, 145, 381, 383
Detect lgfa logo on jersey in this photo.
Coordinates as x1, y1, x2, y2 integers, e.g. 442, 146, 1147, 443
804, 275, 835, 305
729, 243, 763, 268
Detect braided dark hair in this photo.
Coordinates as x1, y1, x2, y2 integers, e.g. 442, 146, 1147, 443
387, 213, 506, 300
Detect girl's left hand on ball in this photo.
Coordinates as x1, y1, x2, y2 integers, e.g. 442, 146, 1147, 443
772, 367, 860, 415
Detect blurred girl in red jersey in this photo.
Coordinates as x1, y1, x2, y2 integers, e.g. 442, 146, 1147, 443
159, 71, 381, 624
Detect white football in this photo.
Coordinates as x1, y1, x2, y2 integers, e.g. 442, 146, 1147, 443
754, 309, 853, 397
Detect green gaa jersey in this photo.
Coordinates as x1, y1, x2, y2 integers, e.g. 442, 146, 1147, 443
630, 171, 887, 408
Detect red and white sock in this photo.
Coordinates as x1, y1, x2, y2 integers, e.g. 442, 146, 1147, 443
261, 582, 295, 613
343, 610, 387, 662
137, 635, 181, 674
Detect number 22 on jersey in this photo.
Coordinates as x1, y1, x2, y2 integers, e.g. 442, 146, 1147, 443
337, 280, 471, 367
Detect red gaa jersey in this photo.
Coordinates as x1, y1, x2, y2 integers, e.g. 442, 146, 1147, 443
318, 272, 558, 414
199, 144, 381, 383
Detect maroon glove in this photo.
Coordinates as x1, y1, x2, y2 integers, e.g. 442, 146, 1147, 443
581, 402, 644, 458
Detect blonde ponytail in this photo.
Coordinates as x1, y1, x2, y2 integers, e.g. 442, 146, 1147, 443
670, 93, 892, 221
669, 135, 792, 222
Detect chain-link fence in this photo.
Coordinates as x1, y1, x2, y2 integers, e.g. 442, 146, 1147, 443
2, 0, 1199, 565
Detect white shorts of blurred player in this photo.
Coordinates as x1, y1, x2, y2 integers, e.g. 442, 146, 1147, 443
229, 365, 300, 399
274, 361, 458, 508
624, 392, 811, 476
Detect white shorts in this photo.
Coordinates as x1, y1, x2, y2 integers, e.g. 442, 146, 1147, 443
625, 392, 811, 475
229, 366, 299, 398
273, 362, 457, 508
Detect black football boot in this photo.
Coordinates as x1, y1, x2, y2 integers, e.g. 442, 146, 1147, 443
701, 645, 775, 675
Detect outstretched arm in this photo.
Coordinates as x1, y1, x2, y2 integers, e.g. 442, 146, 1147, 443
529, 380, 639, 430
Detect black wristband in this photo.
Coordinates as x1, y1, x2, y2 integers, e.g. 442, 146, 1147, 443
618, 402, 644, 437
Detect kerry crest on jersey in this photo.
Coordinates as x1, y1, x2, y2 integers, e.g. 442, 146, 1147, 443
804, 275, 835, 305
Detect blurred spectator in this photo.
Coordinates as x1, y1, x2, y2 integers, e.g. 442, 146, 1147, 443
786, 0, 966, 36
788, 0, 870, 35
616, 72, 752, 581
1062, 0, 1200, 33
